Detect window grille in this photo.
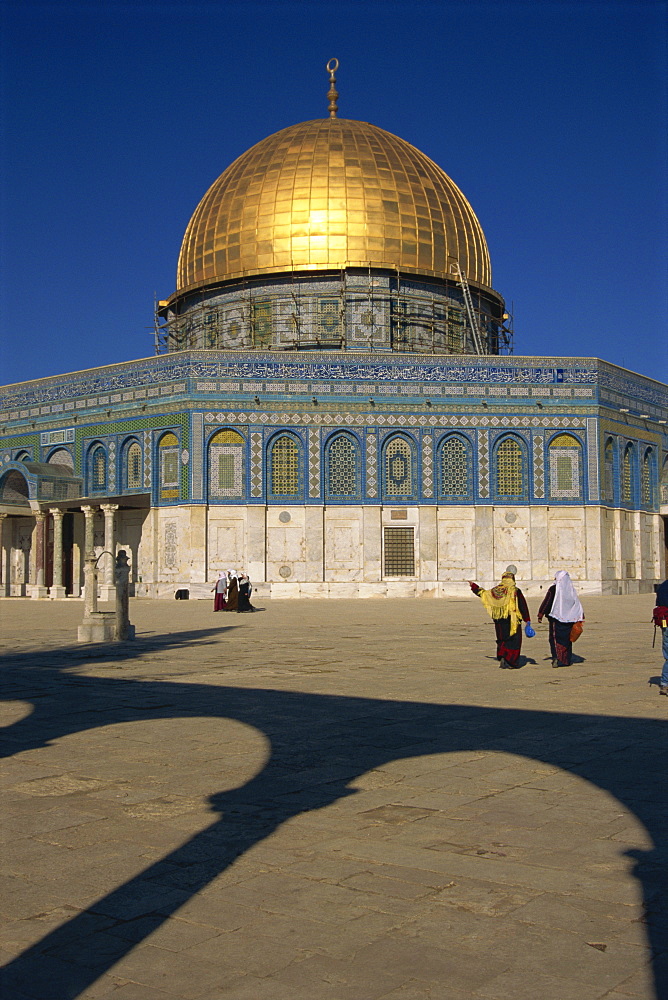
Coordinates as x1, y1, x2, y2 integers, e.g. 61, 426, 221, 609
319, 299, 341, 338
271, 436, 300, 496
383, 527, 415, 576
622, 446, 633, 504
208, 429, 244, 499
641, 450, 652, 505
385, 437, 412, 496
91, 447, 106, 490
127, 442, 142, 489
440, 437, 469, 497
328, 435, 358, 496
548, 434, 581, 499
496, 438, 524, 498
159, 432, 180, 499
253, 300, 272, 348
604, 439, 614, 503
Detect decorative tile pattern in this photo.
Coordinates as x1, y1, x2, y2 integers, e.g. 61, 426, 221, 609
586, 417, 599, 502
366, 430, 378, 498
309, 428, 321, 497
250, 432, 263, 497
422, 434, 433, 497
191, 412, 204, 500
533, 435, 544, 498
143, 430, 152, 489
108, 441, 116, 491
477, 430, 489, 498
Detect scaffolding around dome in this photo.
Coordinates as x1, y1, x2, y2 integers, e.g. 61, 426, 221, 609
155, 267, 513, 357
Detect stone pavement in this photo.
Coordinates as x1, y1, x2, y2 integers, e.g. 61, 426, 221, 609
0, 593, 666, 1000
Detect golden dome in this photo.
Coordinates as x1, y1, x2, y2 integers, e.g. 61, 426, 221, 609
176, 118, 493, 296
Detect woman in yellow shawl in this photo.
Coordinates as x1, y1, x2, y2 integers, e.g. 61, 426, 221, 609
468, 571, 532, 668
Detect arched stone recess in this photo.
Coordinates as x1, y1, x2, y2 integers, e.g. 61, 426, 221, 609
381, 433, 418, 502
435, 432, 474, 502
207, 429, 246, 502
492, 433, 529, 502
156, 431, 181, 502
546, 431, 584, 501
266, 431, 304, 502
324, 430, 362, 502
121, 437, 143, 492
46, 447, 74, 471
0, 467, 31, 507
87, 442, 108, 496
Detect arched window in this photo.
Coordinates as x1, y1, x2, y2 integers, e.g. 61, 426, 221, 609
209, 429, 244, 498
159, 432, 180, 499
439, 436, 470, 499
548, 434, 582, 499
126, 441, 142, 490
384, 436, 414, 498
604, 438, 614, 504
621, 444, 634, 506
495, 437, 525, 499
90, 446, 106, 492
270, 435, 300, 497
327, 434, 359, 498
641, 448, 652, 506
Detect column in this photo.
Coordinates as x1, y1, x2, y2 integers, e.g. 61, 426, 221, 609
49, 508, 67, 599
81, 505, 98, 603
99, 503, 119, 601
0, 514, 7, 597
30, 511, 49, 599
81, 505, 97, 556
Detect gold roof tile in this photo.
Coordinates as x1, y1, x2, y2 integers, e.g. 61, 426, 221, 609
175, 118, 492, 294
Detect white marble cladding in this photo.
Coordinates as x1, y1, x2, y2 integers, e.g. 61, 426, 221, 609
140, 503, 665, 599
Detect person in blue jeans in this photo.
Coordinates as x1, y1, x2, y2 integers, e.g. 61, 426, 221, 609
656, 579, 668, 696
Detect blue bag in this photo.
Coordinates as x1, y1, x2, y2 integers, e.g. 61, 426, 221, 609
524, 623, 535, 638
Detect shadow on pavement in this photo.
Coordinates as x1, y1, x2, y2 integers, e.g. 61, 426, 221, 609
0, 629, 666, 999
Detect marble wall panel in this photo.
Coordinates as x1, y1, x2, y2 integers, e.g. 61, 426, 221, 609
492, 508, 532, 581
209, 512, 246, 575
437, 508, 475, 579
266, 507, 306, 582
546, 511, 586, 579
324, 508, 363, 581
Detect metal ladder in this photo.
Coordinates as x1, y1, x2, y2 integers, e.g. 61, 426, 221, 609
453, 262, 485, 355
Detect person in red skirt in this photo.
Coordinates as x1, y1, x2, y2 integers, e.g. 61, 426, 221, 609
211, 572, 228, 612
468, 571, 532, 669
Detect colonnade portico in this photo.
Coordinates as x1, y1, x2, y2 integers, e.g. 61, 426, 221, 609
0, 503, 120, 600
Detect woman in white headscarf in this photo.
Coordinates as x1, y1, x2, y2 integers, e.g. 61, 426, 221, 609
537, 570, 584, 667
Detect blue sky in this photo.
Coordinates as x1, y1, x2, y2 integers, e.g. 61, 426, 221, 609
1, 0, 666, 385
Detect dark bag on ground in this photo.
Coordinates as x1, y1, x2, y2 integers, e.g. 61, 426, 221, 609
175, 589, 189, 600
